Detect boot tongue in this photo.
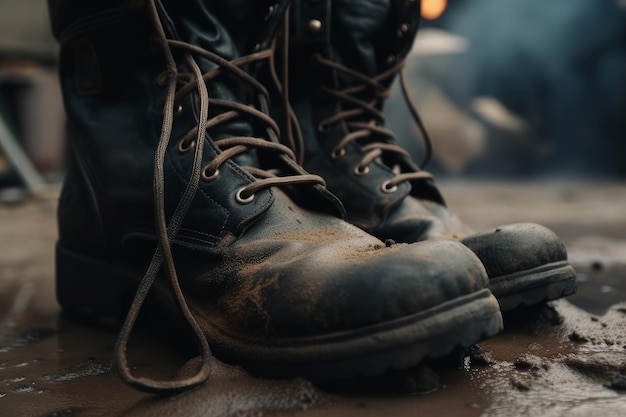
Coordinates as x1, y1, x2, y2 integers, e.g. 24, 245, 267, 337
331, 0, 424, 151
159, 0, 280, 165
331, 0, 418, 91
332, 0, 388, 83
162, 0, 272, 63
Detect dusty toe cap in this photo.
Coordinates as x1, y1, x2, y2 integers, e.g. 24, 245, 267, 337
461, 223, 568, 278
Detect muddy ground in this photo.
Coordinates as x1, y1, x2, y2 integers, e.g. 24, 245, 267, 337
1, 181, 625, 417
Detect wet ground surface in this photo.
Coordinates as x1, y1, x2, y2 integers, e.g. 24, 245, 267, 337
1, 181, 625, 417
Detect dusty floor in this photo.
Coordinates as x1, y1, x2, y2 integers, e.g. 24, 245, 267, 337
1, 181, 625, 417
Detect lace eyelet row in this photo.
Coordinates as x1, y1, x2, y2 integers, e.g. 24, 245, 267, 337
177, 138, 256, 204
199, 163, 255, 205
330, 149, 399, 193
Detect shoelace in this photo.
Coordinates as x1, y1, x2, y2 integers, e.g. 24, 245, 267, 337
307, 53, 435, 192
114, 0, 325, 394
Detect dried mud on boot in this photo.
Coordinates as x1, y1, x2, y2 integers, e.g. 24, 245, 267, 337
2, 192, 626, 416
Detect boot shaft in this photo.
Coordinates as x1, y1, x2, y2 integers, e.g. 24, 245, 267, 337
332, 0, 420, 91
289, 0, 421, 93
49, 0, 285, 141
52, 0, 292, 257
287, 0, 423, 147
49, 0, 281, 51
284, 0, 446, 230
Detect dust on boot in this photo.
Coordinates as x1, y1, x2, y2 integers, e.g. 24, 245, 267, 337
49, 0, 502, 392
282, 0, 576, 311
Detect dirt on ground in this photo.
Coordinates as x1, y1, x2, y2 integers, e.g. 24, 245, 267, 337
1, 181, 625, 417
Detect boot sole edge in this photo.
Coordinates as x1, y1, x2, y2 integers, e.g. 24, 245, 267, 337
221, 291, 503, 380
56, 243, 503, 380
489, 261, 577, 311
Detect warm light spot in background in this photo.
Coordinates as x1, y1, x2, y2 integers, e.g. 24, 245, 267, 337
421, 0, 448, 20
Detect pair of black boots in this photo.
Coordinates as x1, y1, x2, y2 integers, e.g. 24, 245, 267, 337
49, 0, 576, 392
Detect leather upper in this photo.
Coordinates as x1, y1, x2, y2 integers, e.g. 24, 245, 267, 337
52, 0, 491, 341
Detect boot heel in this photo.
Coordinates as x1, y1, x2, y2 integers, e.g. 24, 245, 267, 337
56, 243, 125, 326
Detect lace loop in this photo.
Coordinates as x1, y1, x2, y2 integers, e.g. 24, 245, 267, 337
113, 0, 325, 394
114, 0, 211, 394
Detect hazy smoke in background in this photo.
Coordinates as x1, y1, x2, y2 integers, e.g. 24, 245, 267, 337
400, 0, 626, 178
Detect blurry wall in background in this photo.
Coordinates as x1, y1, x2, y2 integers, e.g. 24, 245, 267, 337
0, 0, 57, 61
0, 0, 64, 186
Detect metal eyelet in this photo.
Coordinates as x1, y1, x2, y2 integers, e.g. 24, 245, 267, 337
148, 34, 162, 51
178, 138, 196, 154
201, 166, 219, 182
174, 104, 184, 117
265, 5, 274, 20
156, 71, 169, 87
397, 23, 409, 38
235, 187, 255, 204
354, 165, 370, 176
308, 19, 322, 34
318, 122, 329, 133
331, 148, 346, 160
381, 180, 398, 194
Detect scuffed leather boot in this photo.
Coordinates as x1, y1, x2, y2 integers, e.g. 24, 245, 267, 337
50, 0, 502, 392
284, 0, 576, 311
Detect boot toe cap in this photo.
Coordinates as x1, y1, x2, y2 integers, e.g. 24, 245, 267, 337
460, 223, 568, 278
250, 239, 490, 338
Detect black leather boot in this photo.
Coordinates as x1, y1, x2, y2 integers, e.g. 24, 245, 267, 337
285, 0, 576, 311
50, 0, 502, 392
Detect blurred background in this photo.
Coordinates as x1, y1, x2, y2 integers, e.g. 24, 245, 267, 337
0, 0, 63, 199
0, 0, 625, 195
392, 0, 626, 179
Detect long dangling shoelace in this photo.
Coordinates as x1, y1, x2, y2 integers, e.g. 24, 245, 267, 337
113, 0, 325, 394
302, 53, 436, 192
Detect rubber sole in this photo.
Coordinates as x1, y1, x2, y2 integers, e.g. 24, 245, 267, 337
489, 261, 577, 311
216, 290, 503, 380
56, 243, 504, 380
